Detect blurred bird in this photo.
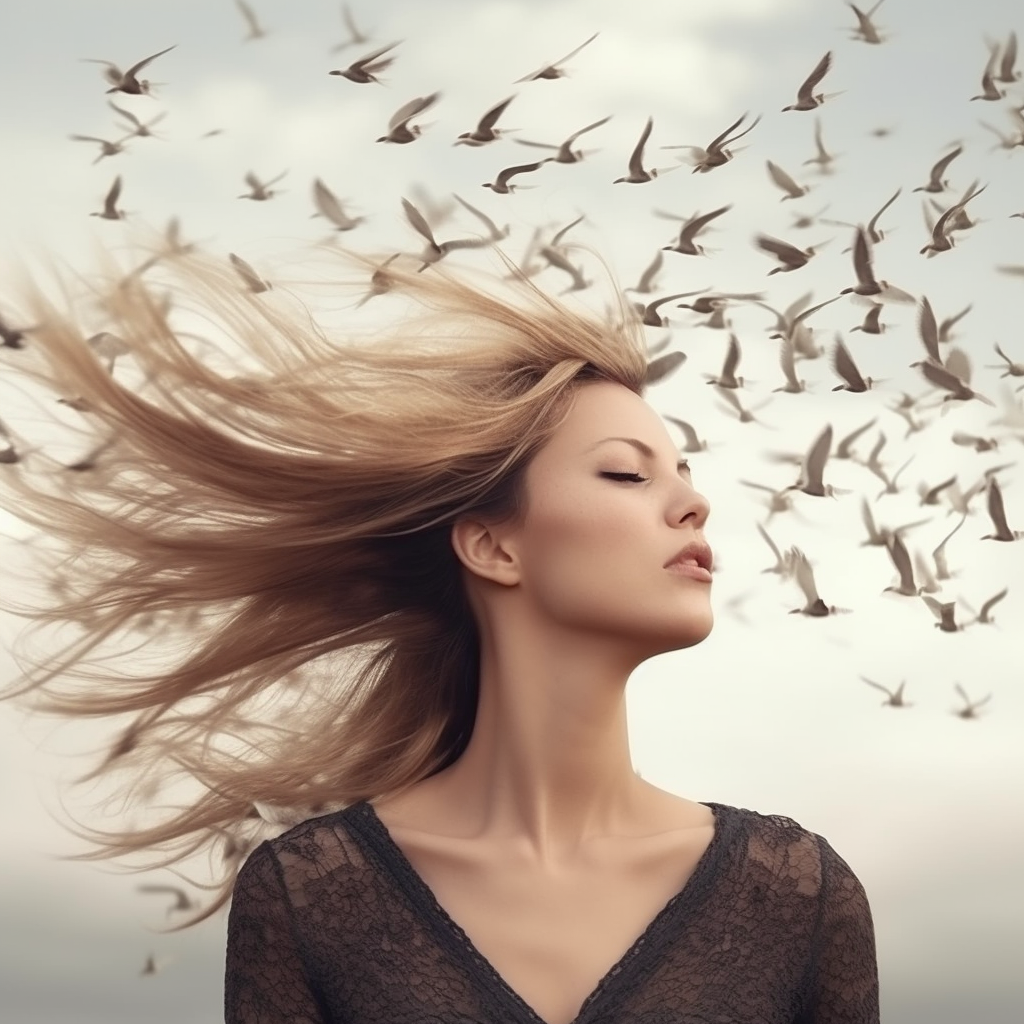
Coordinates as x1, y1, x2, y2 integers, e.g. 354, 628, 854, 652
514, 32, 599, 82
83, 45, 175, 95
377, 93, 440, 143
329, 42, 400, 83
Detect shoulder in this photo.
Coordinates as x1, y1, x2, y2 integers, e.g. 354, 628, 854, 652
236, 802, 371, 896
713, 802, 864, 901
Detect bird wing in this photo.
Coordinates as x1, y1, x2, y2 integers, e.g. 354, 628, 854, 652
866, 187, 902, 233
779, 336, 799, 387
850, 226, 878, 289
312, 179, 351, 227
803, 423, 834, 489
475, 95, 515, 133
766, 160, 804, 195
633, 249, 663, 292
547, 31, 599, 69
1000, 30, 1018, 79
917, 296, 942, 363
756, 522, 784, 563
705, 112, 748, 151
495, 160, 548, 187
944, 346, 972, 385
564, 114, 612, 145
756, 234, 802, 262
792, 548, 820, 603
680, 204, 731, 244
125, 45, 176, 78
401, 197, 438, 247
228, 252, 265, 289
796, 51, 833, 102
979, 587, 1009, 619
352, 41, 400, 71
917, 358, 965, 393
986, 477, 1011, 535
721, 333, 741, 378
627, 117, 654, 176
452, 193, 505, 239
388, 92, 439, 130
832, 335, 865, 388
885, 533, 916, 592
664, 415, 701, 449
927, 145, 962, 186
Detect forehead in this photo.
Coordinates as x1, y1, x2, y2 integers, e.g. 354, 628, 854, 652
540, 381, 673, 457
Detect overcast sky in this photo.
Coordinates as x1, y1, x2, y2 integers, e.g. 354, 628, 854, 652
1, 1, 1023, 1023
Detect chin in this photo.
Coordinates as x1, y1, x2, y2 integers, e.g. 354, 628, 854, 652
642, 607, 715, 657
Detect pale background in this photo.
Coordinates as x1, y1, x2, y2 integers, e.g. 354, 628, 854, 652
1, 1, 1022, 1022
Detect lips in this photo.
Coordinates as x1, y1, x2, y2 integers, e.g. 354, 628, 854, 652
664, 540, 714, 573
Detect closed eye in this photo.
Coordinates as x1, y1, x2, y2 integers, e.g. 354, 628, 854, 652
601, 471, 650, 482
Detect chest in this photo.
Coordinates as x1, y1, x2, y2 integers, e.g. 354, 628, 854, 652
396, 828, 715, 1024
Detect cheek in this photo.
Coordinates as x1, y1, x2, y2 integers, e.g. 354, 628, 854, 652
516, 496, 654, 609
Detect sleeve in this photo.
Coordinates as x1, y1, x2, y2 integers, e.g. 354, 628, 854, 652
224, 840, 330, 1024
795, 836, 880, 1024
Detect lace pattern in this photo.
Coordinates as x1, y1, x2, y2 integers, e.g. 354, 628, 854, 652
225, 800, 879, 1023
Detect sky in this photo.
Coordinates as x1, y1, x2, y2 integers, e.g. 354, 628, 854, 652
1, 1, 1023, 1022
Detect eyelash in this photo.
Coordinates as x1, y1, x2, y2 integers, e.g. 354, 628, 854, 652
600, 461, 690, 484
601, 471, 650, 483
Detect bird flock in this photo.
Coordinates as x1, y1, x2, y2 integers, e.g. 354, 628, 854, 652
2, 0, 1024, 966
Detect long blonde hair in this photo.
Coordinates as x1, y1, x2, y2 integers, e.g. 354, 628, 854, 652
0, 244, 649, 925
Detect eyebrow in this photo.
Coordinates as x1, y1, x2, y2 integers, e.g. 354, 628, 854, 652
588, 436, 692, 474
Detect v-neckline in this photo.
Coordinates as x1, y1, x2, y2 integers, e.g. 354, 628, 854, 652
351, 799, 728, 1024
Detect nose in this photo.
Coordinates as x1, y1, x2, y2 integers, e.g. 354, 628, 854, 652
668, 481, 711, 528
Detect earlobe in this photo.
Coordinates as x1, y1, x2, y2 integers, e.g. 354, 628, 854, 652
450, 519, 520, 586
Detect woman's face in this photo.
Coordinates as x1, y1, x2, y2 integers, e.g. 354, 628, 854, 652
504, 380, 713, 658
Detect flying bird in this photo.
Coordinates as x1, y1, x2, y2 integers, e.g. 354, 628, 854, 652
234, 0, 268, 41
847, 2, 886, 44
513, 115, 612, 163
228, 252, 271, 293
703, 333, 746, 389
90, 176, 125, 220
329, 41, 399, 83
377, 92, 440, 143
482, 159, 551, 194
238, 170, 286, 201
514, 32, 599, 82
860, 677, 912, 708
754, 234, 823, 274
614, 117, 669, 183
331, 3, 371, 52
664, 112, 761, 173
662, 205, 731, 256
831, 334, 879, 392
912, 145, 962, 193
787, 423, 843, 497
311, 178, 364, 231
83, 45, 176, 95
980, 477, 1022, 540
782, 52, 836, 111
765, 160, 810, 200
455, 95, 517, 146
788, 546, 846, 615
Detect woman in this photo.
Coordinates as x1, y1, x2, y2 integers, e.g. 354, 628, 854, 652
0, 248, 878, 1023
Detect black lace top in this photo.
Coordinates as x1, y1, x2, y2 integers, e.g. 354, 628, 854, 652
224, 799, 880, 1023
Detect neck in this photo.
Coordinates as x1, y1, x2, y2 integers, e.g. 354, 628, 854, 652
426, 621, 653, 867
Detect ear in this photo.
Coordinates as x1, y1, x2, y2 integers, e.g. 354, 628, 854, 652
450, 517, 520, 587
